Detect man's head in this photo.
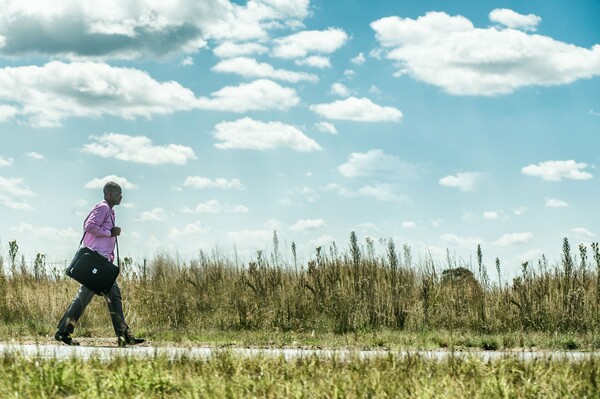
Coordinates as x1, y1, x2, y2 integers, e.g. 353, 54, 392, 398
103, 181, 122, 207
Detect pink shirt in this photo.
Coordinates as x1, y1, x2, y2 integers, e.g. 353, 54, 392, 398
83, 200, 116, 262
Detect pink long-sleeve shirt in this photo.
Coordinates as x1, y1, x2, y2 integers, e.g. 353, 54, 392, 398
83, 200, 116, 262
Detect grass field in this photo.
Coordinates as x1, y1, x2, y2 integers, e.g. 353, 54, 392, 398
2, 235, 600, 397
1, 234, 600, 347
1, 351, 599, 398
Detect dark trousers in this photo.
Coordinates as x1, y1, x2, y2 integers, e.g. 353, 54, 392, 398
57, 281, 129, 337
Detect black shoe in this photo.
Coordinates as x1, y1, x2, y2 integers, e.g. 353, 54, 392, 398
54, 331, 80, 346
118, 333, 145, 348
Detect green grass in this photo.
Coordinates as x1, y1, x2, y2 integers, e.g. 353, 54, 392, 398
1, 352, 599, 398
2, 235, 600, 351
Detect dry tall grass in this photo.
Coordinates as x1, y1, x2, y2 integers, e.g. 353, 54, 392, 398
1, 234, 599, 336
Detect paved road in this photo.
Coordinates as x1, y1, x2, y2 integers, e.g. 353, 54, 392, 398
0, 343, 598, 362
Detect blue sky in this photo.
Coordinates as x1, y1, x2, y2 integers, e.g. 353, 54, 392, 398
1, 0, 599, 276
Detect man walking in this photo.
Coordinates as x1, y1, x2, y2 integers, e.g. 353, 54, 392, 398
55, 181, 145, 347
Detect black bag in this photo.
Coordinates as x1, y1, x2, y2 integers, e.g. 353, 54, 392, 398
66, 247, 120, 295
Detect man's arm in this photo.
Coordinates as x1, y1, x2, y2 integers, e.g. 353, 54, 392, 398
84, 204, 112, 238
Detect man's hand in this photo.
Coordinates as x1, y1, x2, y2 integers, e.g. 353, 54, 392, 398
110, 227, 122, 237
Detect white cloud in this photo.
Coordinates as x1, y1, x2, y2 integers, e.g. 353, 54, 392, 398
310, 97, 403, 122
369, 85, 382, 95
571, 227, 595, 238
522, 160, 593, 181
351, 52, 366, 65
84, 175, 138, 190
0, 176, 35, 210
295, 56, 331, 68
308, 235, 335, 248
182, 200, 249, 214
493, 232, 533, 247
483, 211, 499, 220
402, 221, 417, 229
489, 9, 541, 31
180, 56, 194, 66
213, 57, 318, 83
0, 156, 13, 166
26, 152, 45, 160
512, 207, 527, 216
0, 61, 199, 127
0, 105, 18, 122
289, 218, 326, 232
440, 233, 483, 248
82, 133, 197, 165
357, 183, 410, 203
197, 79, 299, 112
213, 117, 321, 152
344, 70, 356, 78
338, 149, 420, 179
439, 172, 482, 192
371, 11, 600, 95
213, 41, 269, 58
315, 122, 338, 134
272, 28, 348, 59
11, 223, 78, 241
184, 177, 244, 190
545, 198, 568, 208
323, 182, 410, 203
0, 0, 310, 59
139, 208, 167, 221
330, 83, 351, 97
170, 221, 210, 237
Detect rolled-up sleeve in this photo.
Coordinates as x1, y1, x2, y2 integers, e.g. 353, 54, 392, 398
84, 204, 112, 238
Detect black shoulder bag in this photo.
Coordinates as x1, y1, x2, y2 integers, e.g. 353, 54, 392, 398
65, 212, 120, 295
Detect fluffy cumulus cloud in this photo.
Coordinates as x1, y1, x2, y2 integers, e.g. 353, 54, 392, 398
545, 198, 568, 208
183, 177, 244, 190
310, 97, 403, 122
440, 233, 483, 248
521, 160, 593, 181
0, 0, 310, 59
439, 172, 482, 192
84, 175, 138, 190
213, 41, 269, 58
324, 182, 410, 203
170, 221, 210, 237
315, 122, 338, 134
197, 79, 299, 112
330, 83, 351, 97
483, 211, 499, 220
0, 105, 18, 122
272, 28, 348, 59
295, 56, 331, 68
0, 61, 199, 127
213, 117, 321, 152
289, 218, 326, 232
82, 133, 196, 165
0, 156, 13, 167
493, 232, 533, 247
338, 149, 420, 179
182, 200, 249, 214
571, 227, 595, 239
0, 176, 35, 210
26, 152, 45, 160
11, 223, 78, 241
489, 9, 541, 31
371, 11, 600, 95
212, 57, 318, 83
139, 208, 167, 222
